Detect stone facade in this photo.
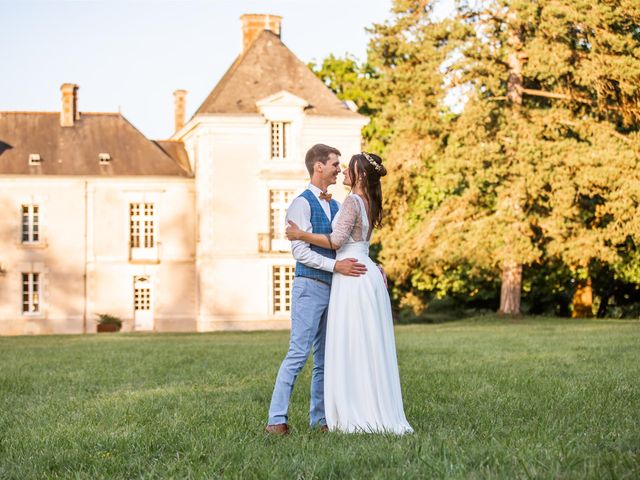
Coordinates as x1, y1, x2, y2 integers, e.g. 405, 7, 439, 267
0, 177, 196, 335
0, 13, 367, 335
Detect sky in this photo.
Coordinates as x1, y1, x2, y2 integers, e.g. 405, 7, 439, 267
1, 0, 395, 139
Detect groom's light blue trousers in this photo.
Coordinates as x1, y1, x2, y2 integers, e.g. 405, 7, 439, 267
268, 276, 330, 427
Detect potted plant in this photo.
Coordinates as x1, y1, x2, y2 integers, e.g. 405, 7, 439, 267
96, 313, 123, 333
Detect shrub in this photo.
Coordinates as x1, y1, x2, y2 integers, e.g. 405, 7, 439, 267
95, 313, 123, 329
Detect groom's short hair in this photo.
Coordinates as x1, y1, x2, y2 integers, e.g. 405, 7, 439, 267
305, 144, 341, 176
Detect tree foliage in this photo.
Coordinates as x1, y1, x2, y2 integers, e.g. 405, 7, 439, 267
312, 0, 640, 318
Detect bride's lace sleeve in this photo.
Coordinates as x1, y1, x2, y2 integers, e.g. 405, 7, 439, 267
329, 196, 363, 249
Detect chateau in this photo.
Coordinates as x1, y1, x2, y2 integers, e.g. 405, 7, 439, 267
0, 14, 367, 335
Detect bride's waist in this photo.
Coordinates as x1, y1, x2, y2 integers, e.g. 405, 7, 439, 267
336, 242, 370, 259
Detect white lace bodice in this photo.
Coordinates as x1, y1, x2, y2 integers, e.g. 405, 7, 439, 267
329, 194, 371, 249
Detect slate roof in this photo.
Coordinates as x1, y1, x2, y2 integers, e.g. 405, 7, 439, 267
195, 30, 360, 118
0, 112, 191, 177
154, 140, 192, 175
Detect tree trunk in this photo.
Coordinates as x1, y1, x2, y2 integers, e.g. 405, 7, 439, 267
499, 260, 522, 315
572, 277, 594, 318
596, 293, 610, 318
498, 12, 524, 316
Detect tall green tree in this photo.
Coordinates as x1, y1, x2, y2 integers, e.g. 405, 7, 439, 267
313, 0, 640, 318
447, 0, 640, 315
374, 0, 640, 316
308, 54, 387, 150
519, 0, 640, 315
365, 0, 472, 312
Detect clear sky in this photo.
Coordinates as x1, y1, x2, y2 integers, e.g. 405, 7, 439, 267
1, 0, 394, 139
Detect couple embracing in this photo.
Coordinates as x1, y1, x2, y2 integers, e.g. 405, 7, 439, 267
266, 144, 413, 435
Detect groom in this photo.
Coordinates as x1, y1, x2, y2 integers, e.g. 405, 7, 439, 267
266, 144, 367, 434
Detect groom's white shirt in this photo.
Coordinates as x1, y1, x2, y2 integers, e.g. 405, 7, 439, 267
286, 183, 341, 273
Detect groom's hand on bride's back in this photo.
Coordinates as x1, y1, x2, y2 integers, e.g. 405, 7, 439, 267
334, 258, 367, 276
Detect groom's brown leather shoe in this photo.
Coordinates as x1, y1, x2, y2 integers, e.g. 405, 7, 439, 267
320, 425, 329, 433
265, 423, 289, 435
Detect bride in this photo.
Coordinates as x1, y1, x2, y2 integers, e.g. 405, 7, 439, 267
286, 152, 413, 435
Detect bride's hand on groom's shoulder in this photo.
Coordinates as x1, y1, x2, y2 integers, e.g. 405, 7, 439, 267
286, 221, 302, 240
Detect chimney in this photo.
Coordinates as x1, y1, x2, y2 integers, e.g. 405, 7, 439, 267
60, 83, 79, 127
173, 89, 187, 133
240, 14, 282, 53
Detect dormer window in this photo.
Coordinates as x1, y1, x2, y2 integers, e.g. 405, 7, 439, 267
270, 122, 290, 160
28, 154, 41, 166
98, 153, 111, 165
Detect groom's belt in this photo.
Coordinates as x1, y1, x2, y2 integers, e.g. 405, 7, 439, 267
295, 274, 331, 287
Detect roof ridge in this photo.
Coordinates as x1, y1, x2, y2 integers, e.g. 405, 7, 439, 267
118, 113, 179, 159
192, 29, 360, 118
0, 111, 192, 177
0, 111, 59, 115
78, 112, 120, 116
193, 29, 281, 118
191, 54, 241, 118
0, 111, 120, 116
120, 116, 193, 177
152, 139, 192, 176
192, 47, 257, 118
194, 30, 283, 117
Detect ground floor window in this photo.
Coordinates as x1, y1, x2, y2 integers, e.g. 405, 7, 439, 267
272, 265, 294, 314
134, 276, 151, 312
133, 276, 153, 331
22, 272, 40, 314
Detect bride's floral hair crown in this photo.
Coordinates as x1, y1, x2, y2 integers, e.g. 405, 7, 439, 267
361, 151, 383, 173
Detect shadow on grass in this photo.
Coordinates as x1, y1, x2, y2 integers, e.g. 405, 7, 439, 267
392, 296, 640, 326
394, 296, 497, 325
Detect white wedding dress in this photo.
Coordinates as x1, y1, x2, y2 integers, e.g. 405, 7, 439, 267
324, 194, 413, 434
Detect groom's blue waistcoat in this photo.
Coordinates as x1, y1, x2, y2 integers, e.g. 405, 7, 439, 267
294, 189, 339, 285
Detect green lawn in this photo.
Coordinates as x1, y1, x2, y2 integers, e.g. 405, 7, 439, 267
1, 317, 639, 479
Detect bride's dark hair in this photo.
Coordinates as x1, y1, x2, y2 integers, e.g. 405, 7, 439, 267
348, 152, 387, 229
